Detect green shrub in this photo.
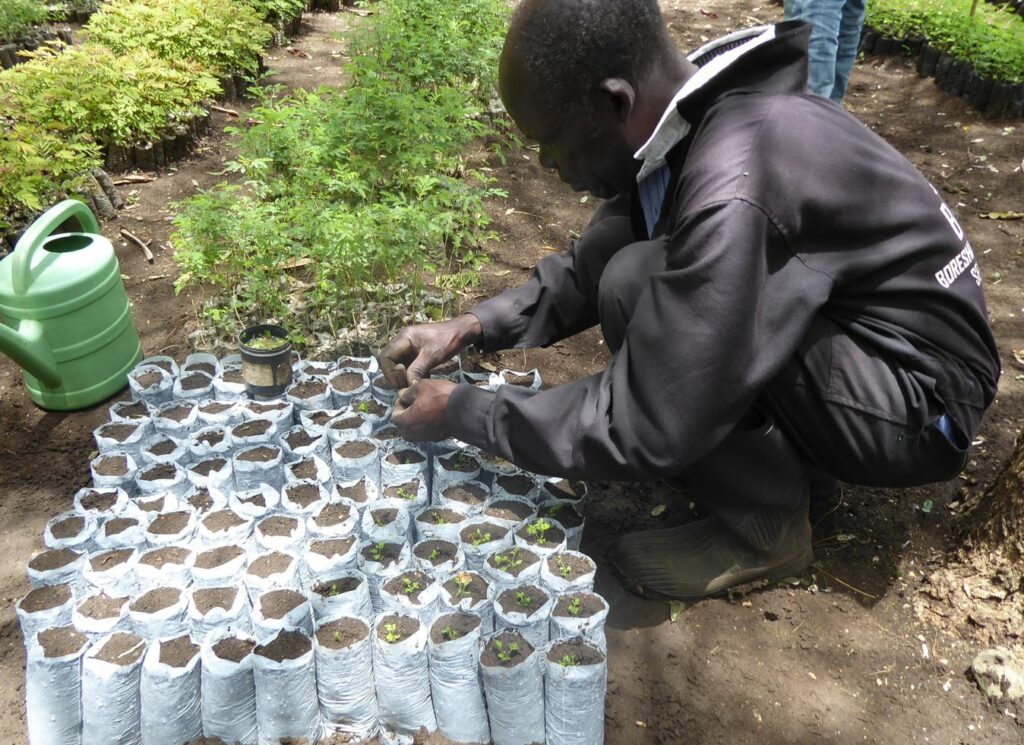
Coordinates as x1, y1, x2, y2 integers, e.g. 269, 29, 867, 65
85, 0, 273, 76
0, 0, 48, 43
245, 0, 307, 23
0, 43, 219, 148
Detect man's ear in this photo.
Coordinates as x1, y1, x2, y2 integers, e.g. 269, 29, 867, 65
597, 77, 636, 123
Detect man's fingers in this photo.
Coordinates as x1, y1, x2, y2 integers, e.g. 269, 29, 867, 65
405, 351, 435, 385
397, 383, 418, 407
378, 336, 414, 386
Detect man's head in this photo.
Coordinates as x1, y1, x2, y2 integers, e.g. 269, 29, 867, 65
499, 0, 684, 198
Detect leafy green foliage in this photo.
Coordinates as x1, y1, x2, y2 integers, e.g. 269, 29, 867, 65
171, 0, 512, 342
245, 0, 307, 23
866, 0, 1024, 83
86, 0, 273, 76
0, 0, 48, 42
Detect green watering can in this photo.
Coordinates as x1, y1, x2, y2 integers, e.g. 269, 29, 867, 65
0, 200, 142, 410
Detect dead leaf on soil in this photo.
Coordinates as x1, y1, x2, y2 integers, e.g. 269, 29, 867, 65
650, 504, 666, 517
979, 211, 1024, 220
669, 600, 685, 623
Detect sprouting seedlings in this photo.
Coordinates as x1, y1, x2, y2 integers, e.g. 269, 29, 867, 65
433, 512, 448, 525
370, 541, 386, 562
326, 583, 340, 597
567, 597, 582, 616
428, 547, 441, 562
453, 572, 473, 598
355, 399, 371, 414
442, 625, 458, 641
333, 630, 342, 642
555, 555, 572, 578
557, 653, 579, 667
468, 528, 492, 546
383, 623, 401, 643
402, 576, 422, 595
396, 486, 415, 501
493, 638, 520, 663
515, 590, 532, 609
526, 518, 552, 544
453, 451, 473, 470
493, 546, 523, 572
373, 513, 386, 527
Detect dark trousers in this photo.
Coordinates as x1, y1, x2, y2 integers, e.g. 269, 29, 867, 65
583, 199, 970, 493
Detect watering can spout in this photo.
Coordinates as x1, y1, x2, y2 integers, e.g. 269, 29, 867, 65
0, 319, 62, 389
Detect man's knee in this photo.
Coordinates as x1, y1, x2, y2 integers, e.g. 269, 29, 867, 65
597, 238, 667, 350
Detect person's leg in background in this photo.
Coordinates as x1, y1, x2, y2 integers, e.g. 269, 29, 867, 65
832, 0, 867, 102
784, 0, 844, 100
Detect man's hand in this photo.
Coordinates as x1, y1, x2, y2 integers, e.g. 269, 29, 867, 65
377, 314, 483, 388
391, 379, 458, 442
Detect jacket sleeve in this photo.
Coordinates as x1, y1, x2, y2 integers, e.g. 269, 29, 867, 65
468, 194, 637, 351
446, 197, 834, 480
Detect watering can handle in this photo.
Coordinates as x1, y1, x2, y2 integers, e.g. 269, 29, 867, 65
12, 200, 100, 296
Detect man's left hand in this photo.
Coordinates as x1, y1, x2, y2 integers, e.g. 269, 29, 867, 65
391, 379, 458, 442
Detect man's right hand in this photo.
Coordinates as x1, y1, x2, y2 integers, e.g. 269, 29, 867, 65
377, 314, 483, 388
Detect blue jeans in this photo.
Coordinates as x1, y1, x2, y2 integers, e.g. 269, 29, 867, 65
785, 0, 866, 103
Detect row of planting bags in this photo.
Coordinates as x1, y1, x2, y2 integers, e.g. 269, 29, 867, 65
20, 353, 606, 744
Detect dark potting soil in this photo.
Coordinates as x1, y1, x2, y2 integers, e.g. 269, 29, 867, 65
376, 613, 419, 644
496, 474, 537, 496
79, 489, 118, 511
221, 368, 245, 384
442, 571, 489, 605
187, 489, 215, 513
285, 429, 318, 449
95, 632, 145, 665
193, 587, 237, 615
547, 638, 604, 666
247, 401, 288, 415
385, 448, 425, 466
159, 634, 199, 668
384, 480, 420, 501
314, 575, 361, 598
359, 541, 402, 566
432, 358, 460, 376
179, 372, 212, 391
478, 450, 514, 470
139, 546, 191, 569
159, 405, 194, 423
195, 429, 225, 446
213, 636, 255, 663
139, 463, 177, 482
314, 502, 351, 527
480, 631, 533, 669
92, 548, 133, 571
255, 629, 310, 662
329, 372, 364, 393
459, 521, 508, 545
488, 546, 540, 578
374, 425, 400, 441
258, 515, 297, 538
335, 440, 374, 459
310, 536, 356, 559
50, 516, 85, 540
307, 410, 334, 427
237, 445, 280, 463
29, 548, 80, 572
419, 507, 467, 527
284, 482, 321, 508
148, 359, 175, 374
130, 587, 180, 614
485, 499, 536, 523
442, 482, 487, 506
369, 508, 398, 526
147, 511, 190, 535
304, 362, 334, 376
516, 522, 566, 549
498, 585, 549, 618
116, 401, 151, 419
100, 421, 140, 440
202, 510, 244, 533
544, 479, 586, 501
259, 589, 306, 620
553, 592, 604, 619
147, 438, 178, 456
330, 416, 364, 432
316, 617, 369, 650
38, 626, 87, 658
538, 502, 584, 529
338, 357, 372, 370
430, 611, 480, 645
438, 452, 479, 473
547, 552, 594, 582
135, 371, 165, 389
78, 593, 127, 620
20, 583, 71, 614
248, 551, 293, 578
183, 739, 227, 745
375, 377, 399, 392
190, 458, 227, 477
357, 399, 387, 417
382, 570, 433, 603
185, 362, 217, 376
291, 379, 328, 399
233, 419, 272, 439
199, 401, 233, 415
413, 539, 458, 566
290, 458, 318, 480
193, 544, 244, 570
335, 479, 369, 503
503, 372, 537, 387
240, 493, 266, 508
93, 454, 128, 476
104, 517, 138, 537
135, 496, 166, 513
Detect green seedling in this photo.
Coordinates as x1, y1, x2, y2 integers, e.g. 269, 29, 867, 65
246, 331, 287, 350
373, 514, 386, 527
453, 452, 473, 470
442, 625, 458, 641
370, 541, 386, 562
555, 555, 572, 578
383, 622, 401, 643
493, 638, 520, 662
396, 487, 415, 501
453, 572, 473, 598
432, 512, 448, 525
428, 548, 441, 562
333, 630, 341, 642
558, 653, 579, 667
493, 547, 523, 572
326, 583, 340, 597
567, 597, 582, 616
355, 400, 371, 414
526, 518, 552, 544
468, 528, 492, 546
515, 590, 532, 608
402, 576, 422, 595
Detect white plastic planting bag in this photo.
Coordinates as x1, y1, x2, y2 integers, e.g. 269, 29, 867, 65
427, 612, 490, 744
137, 355, 179, 378
287, 377, 335, 411
73, 593, 130, 641
127, 585, 190, 640
17, 583, 75, 645
228, 484, 280, 521
231, 417, 280, 449
244, 551, 302, 596
373, 613, 437, 736
143, 509, 197, 547
188, 425, 233, 461
173, 370, 215, 402
197, 399, 246, 428
380, 443, 431, 487
314, 616, 380, 740
280, 478, 330, 516
109, 399, 152, 422
152, 400, 199, 437
242, 399, 296, 428
280, 424, 329, 463
459, 517, 514, 571
196, 509, 254, 549
328, 369, 371, 408
358, 541, 412, 614
330, 436, 380, 483
185, 455, 235, 492
379, 477, 430, 515
191, 545, 249, 589
73, 486, 129, 516
135, 545, 194, 590
93, 513, 149, 551
302, 537, 362, 594
438, 570, 496, 634
254, 514, 307, 553
95, 419, 151, 463
540, 550, 597, 594
414, 506, 470, 544
308, 497, 360, 540
494, 586, 554, 651
252, 629, 321, 745
496, 368, 542, 390
298, 407, 344, 435
361, 500, 413, 544
26, 626, 89, 745
84, 548, 140, 597
251, 588, 313, 642
480, 632, 545, 745
81, 631, 146, 745
139, 434, 191, 466
285, 453, 334, 487
337, 354, 379, 375
128, 363, 174, 405
309, 569, 374, 623
544, 638, 607, 745
482, 546, 543, 593
201, 631, 259, 745
183, 351, 221, 378
234, 444, 285, 492
140, 636, 203, 745
513, 517, 568, 558
378, 569, 442, 626
27, 549, 87, 592
549, 592, 609, 651
431, 449, 482, 497
43, 510, 96, 553
213, 361, 248, 401
325, 410, 374, 444
483, 495, 537, 531
188, 585, 253, 639
411, 538, 466, 577
135, 462, 190, 498
90, 450, 139, 495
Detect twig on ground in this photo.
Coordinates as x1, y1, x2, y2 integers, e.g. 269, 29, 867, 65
816, 565, 878, 600
120, 228, 154, 263
210, 104, 240, 117
113, 174, 155, 185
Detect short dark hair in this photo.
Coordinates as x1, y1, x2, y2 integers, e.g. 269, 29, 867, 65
506, 0, 672, 103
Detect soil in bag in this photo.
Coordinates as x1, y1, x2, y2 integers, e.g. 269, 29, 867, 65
21, 583, 72, 613
238, 446, 280, 463
316, 617, 369, 650
310, 537, 356, 559
194, 545, 245, 570
195, 430, 225, 447
255, 629, 310, 662
136, 497, 168, 514
442, 483, 487, 509
203, 510, 245, 533
131, 587, 180, 614
359, 541, 403, 567
117, 402, 151, 419
96, 632, 146, 665
139, 464, 177, 482
260, 589, 306, 620
314, 503, 351, 528
161, 405, 195, 423
538, 503, 583, 529
248, 552, 292, 579
221, 368, 245, 385
383, 481, 421, 503
488, 547, 540, 578
160, 634, 199, 667
314, 576, 362, 599
443, 572, 489, 605
286, 430, 319, 449
430, 612, 480, 645
413, 540, 458, 568
376, 614, 419, 644
553, 592, 604, 618
30, 549, 81, 572
385, 449, 425, 466
140, 547, 191, 569
547, 638, 603, 666
437, 452, 479, 474
191, 458, 227, 477
100, 423, 141, 443
495, 474, 536, 497
51, 516, 86, 540
546, 553, 593, 582
460, 522, 509, 546
187, 489, 215, 513
93, 549, 134, 569
486, 500, 535, 523
39, 626, 88, 657
291, 380, 329, 399
194, 587, 238, 615
517, 522, 566, 551
330, 373, 364, 393
259, 516, 297, 537
481, 631, 534, 668
134, 371, 165, 389
290, 458, 319, 480
186, 362, 217, 376
543, 480, 586, 501
284, 483, 321, 508
148, 512, 191, 535
104, 518, 139, 538
94, 455, 128, 477
80, 594, 128, 620
369, 508, 399, 527
382, 571, 434, 604
336, 440, 374, 459
147, 439, 179, 457
200, 402, 234, 416
213, 636, 255, 664
247, 401, 289, 416
233, 419, 272, 439
335, 479, 369, 503
497, 586, 548, 618
80, 490, 119, 511
419, 507, 466, 528
180, 373, 211, 391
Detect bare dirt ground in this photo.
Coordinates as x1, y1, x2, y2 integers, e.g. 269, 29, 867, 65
1, 3, 1023, 744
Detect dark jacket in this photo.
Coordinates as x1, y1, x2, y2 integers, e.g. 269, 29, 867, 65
445, 22, 1000, 481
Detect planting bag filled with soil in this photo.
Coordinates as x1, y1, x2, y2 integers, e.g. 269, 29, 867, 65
90, 451, 139, 495
427, 612, 490, 744
73, 593, 130, 641
315, 616, 380, 740
128, 363, 174, 405
494, 586, 554, 651
245, 551, 302, 596
251, 588, 313, 642
438, 570, 496, 633
94, 420, 152, 461
73, 486, 130, 517
136, 545, 194, 590
361, 500, 413, 544
540, 550, 597, 594
228, 485, 280, 520
188, 425, 234, 461
331, 437, 381, 483
27, 549, 87, 593
280, 479, 330, 516
127, 585, 190, 640
234, 445, 285, 492
549, 592, 609, 651
17, 584, 76, 646
140, 636, 203, 745
460, 518, 514, 571
173, 371, 215, 401
82, 631, 147, 745
26, 626, 89, 745
303, 536, 362, 591
186, 456, 235, 493
201, 631, 259, 745
380, 444, 431, 489
287, 377, 335, 411
135, 462, 190, 498
328, 369, 371, 408
83, 548, 140, 597
44, 510, 97, 553
310, 569, 374, 622
378, 569, 442, 625
281, 424, 330, 463
479, 632, 545, 745
152, 401, 200, 438
544, 638, 607, 745
188, 585, 252, 639
198, 399, 246, 428
253, 629, 321, 745
93, 513, 150, 551
231, 417, 281, 450
373, 613, 437, 737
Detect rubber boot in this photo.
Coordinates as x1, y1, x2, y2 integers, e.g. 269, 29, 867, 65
610, 412, 814, 600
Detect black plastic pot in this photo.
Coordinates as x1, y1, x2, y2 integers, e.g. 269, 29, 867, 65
873, 37, 895, 56
240, 324, 294, 399
951, 63, 972, 97
965, 74, 994, 111
917, 44, 940, 78
858, 30, 879, 55
934, 55, 954, 86
939, 60, 963, 93
1008, 84, 1024, 118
